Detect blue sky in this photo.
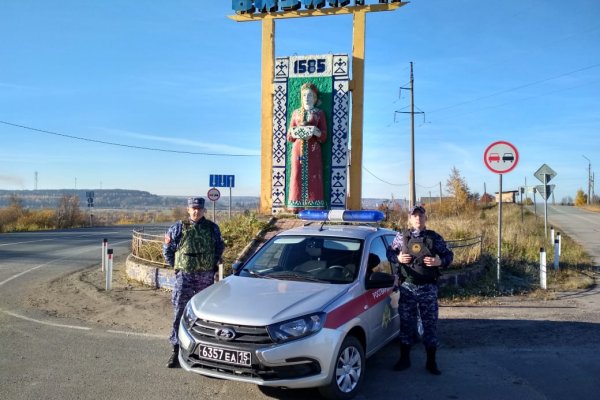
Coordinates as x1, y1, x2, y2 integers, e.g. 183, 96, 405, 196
1, 0, 599, 203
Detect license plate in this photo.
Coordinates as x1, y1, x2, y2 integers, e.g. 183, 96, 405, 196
198, 345, 251, 366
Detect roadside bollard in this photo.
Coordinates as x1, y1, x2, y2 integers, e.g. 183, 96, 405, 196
106, 248, 113, 291
102, 238, 108, 272
550, 226, 554, 245
540, 247, 547, 290
218, 262, 224, 282
554, 239, 560, 270
557, 232, 561, 257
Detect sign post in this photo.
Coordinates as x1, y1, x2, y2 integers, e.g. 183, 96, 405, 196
534, 164, 557, 241
207, 187, 221, 222
484, 141, 519, 286
210, 174, 235, 219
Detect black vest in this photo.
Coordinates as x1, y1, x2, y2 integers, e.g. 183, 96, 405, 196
399, 230, 440, 284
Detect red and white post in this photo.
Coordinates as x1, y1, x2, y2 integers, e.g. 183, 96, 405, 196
539, 247, 547, 290
101, 238, 108, 272
105, 248, 113, 291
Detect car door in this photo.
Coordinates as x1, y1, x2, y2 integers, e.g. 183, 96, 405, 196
364, 235, 399, 353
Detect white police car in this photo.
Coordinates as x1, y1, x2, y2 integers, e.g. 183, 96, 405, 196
178, 210, 399, 400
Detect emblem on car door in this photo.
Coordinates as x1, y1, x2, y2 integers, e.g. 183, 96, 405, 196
215, 327, 236, 341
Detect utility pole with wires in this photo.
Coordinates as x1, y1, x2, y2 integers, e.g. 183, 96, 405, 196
395, 62, 424, 208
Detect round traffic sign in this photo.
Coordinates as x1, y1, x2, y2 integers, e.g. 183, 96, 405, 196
483, 141, 519, 174
207, 187, 220, 202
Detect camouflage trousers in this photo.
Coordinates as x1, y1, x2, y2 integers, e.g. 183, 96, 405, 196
398, 282, 439, 348
169, 270, 214, 345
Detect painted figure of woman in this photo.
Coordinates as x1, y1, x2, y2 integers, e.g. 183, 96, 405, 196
287, 82, 328, 210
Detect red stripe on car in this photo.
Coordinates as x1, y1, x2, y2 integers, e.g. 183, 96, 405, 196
324, 288, 393, 329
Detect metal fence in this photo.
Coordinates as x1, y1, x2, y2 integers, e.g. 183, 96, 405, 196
446, 235, 484, 267
131, 229, 169, 266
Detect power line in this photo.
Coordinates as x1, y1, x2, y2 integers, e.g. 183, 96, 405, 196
363, 166, 408, 186
427, 62, 600, 115
0, 120, 259, 157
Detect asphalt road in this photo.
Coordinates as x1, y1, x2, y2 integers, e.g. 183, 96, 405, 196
538, 204, 600, 266
1, 221, 600, 400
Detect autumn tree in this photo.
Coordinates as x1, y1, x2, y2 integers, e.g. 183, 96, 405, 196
575, 189, 587, 206
445, 166, 473, 214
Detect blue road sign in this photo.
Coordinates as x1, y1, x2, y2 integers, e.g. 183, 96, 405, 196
210, 174, 235, 188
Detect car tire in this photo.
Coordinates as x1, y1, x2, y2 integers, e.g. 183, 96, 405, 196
318, 335, 365, 400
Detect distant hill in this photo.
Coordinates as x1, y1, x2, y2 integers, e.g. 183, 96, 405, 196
0, 189, 260, 210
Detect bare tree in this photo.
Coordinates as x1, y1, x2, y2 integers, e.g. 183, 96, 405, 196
56, 195, 84, 228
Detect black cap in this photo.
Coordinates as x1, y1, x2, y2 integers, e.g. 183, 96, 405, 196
408, 205, 426, 215
187, 197, 205, 209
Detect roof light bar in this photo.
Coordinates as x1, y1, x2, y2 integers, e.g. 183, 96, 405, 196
298, 210, 385, 223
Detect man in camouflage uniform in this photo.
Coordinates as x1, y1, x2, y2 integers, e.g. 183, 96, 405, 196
386, 205, 453, 375
163, 197, 225, 368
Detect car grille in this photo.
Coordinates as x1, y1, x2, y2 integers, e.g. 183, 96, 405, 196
184, 351, 321, 381
189, 318, 274, 346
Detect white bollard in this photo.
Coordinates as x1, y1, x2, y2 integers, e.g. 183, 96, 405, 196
557, 232, 561, 257
540, 247, 547, 290
550, 226, 554, 244
101, 238, 108, 272
218, 262, 224, 282
553, 239, 560, 270
105, 248, 113, 291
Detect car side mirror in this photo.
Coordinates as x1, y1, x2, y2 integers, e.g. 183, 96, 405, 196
365, 271, 395, 289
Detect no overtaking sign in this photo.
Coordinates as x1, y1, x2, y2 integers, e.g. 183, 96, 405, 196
483, 141, 519, 174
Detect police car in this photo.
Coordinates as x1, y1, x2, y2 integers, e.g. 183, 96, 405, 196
178, 210, 399, 400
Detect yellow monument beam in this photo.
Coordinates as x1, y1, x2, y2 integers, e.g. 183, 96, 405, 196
228, 3, 406, 21
348, 8, 366, 210
260, 17, 275, 214
230, 2, 407, 213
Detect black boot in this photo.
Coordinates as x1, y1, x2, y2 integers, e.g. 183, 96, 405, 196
393, 344, 411, 371
425, 347, 441, 375
166, 344, 180, 368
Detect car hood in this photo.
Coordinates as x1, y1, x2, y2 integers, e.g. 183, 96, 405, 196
189, 276, 350, 326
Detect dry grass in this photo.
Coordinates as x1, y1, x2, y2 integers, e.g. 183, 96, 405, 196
422, 203, 596, 299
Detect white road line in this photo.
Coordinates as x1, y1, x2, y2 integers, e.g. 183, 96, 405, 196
0, 263, 53, 287
0, 239, 130, 287
1, 309, 91, 331
106, 330, 164, 339
0, 238, 56, 247
0, 231, 122, 247
2, 309, 164, 338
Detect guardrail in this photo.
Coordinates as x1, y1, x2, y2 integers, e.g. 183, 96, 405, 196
131, 229, 169, 266
446, 235, 484, 267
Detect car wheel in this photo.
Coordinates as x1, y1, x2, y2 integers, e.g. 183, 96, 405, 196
318, 335, 365, 400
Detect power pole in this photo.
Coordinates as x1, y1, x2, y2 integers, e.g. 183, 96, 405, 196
396, 62, 424, 208
409, 62, 416, 208
583, 155, 591, 204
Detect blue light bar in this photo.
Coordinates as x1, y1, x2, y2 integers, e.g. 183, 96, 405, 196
298, 210, 384, 223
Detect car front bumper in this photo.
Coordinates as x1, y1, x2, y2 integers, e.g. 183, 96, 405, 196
178, 322, 344, 389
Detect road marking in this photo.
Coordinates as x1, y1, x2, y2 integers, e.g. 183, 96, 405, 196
1, 309, 91, 331
0, 231, 122, 247
0, 263, 50, 287
2, 309, 164, 338
0, 239, 131, 287
0, 238, 56, 247
106, 330, 164, 339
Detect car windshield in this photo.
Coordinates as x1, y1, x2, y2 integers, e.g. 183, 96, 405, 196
239, 235, 363, 284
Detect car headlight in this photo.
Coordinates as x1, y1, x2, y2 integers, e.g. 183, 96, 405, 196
267, 313, 326, 343
182, 302, 197, 329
